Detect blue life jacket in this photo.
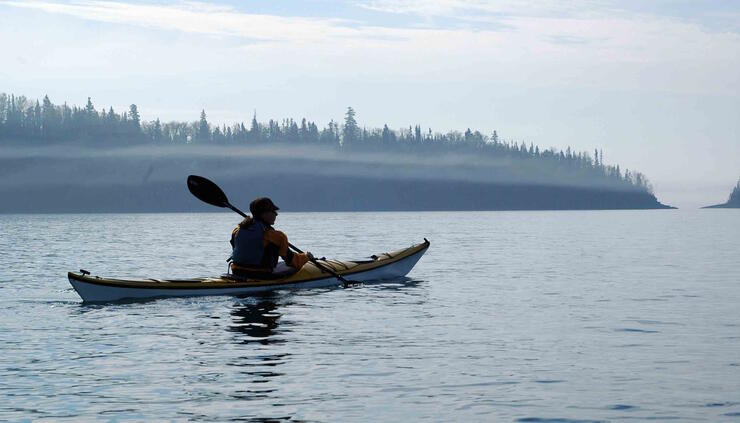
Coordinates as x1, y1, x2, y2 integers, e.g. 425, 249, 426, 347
231, 220, 267, 266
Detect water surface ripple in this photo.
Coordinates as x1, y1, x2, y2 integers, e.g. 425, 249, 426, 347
1, 210, 739, 421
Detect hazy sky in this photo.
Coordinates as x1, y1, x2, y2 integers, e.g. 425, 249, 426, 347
1, 0, 738, 207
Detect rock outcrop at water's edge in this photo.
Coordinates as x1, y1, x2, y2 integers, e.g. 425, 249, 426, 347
704, 179, 740, 209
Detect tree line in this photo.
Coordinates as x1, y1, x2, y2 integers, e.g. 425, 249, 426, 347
728, 179, 740, 204
0, 93, 651, 192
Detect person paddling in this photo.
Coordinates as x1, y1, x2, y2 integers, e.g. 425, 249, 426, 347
229, 197, 313, 278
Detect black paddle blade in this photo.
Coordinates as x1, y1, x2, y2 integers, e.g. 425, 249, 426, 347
187, 175, 229, 208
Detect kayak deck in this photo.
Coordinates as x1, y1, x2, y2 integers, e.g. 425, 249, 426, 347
68, 239, 429, 302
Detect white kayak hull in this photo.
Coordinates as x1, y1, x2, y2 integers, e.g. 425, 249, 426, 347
68, 240, 429, 302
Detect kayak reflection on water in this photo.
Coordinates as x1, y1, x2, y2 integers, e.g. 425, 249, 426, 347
227, 297, 289, 402
229, 296, 287, 345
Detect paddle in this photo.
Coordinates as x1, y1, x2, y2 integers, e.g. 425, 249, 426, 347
186, 175, 359, 287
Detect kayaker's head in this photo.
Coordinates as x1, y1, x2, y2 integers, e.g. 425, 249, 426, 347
250, 197, 279, 225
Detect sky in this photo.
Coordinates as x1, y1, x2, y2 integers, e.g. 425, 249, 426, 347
0, 0, 738, 208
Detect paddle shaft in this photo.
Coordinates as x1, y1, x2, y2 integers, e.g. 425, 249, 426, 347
223, 201, 353, 285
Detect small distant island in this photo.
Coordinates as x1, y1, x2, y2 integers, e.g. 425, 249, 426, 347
704, 179, 740, 208
0, 92, 673, 212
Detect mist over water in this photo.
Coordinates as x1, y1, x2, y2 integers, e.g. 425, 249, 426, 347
0, 145, 670, 212
0, 145, 642, 190
1, 210, 738, 421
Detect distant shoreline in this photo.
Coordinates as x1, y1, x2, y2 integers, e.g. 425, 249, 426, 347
702, 203, 740, 209
0, 176, 673, 213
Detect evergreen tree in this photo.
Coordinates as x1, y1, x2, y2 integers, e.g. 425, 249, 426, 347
300, 118, 308, 143
342, 107, 359, 148
6, 95, 20, 137
152, 118, 163, 143
107, 107, 117, 123
213, 126, 223, 143
381, 124, 391, 147
287, 119, 299, 143
308, 121, 319, 144
0, 93, 7, 122
267, 119, 280, 142
32, 101, 42, 139
129, 104, 141, 131
85, 97, 96, 117
197, 109, 210, 143
249, 111, 259, 143
464, 128, 472, 142
237, 122, 246, 143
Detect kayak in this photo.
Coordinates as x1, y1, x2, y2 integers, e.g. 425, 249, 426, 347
68, 239, 430, 302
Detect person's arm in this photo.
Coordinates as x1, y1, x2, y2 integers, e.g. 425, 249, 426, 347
263, 229, 311, 269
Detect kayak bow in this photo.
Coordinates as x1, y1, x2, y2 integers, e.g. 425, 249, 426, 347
68, 239, 429, 302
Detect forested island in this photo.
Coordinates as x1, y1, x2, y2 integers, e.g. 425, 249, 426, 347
704, 179, 740, 208
0, 93, 672, 212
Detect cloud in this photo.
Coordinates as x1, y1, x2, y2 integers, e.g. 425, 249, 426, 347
2, 0, 357, 43
359, 0, 740, 30
0, 0, 736, 111
2, 1, 738, 95
358, 0, 609, 20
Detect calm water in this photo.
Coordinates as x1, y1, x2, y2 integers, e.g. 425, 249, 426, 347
1, 210, 739, 422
